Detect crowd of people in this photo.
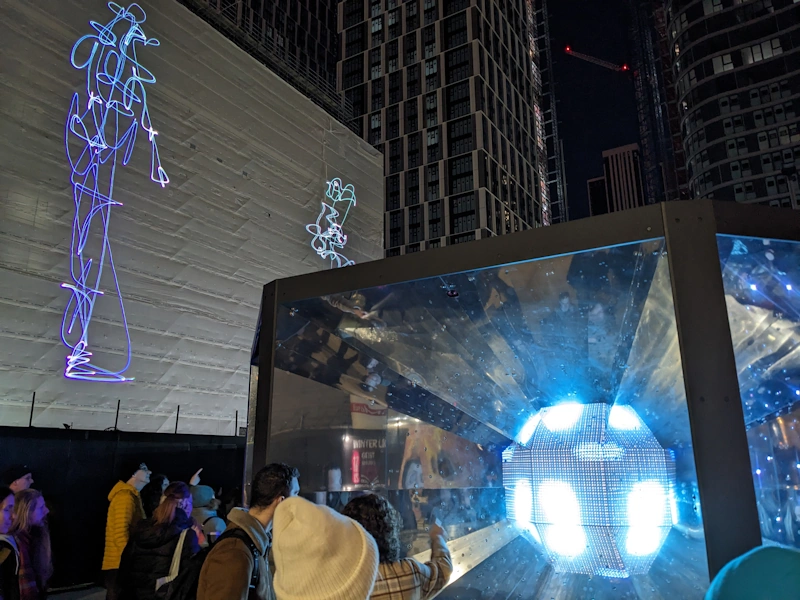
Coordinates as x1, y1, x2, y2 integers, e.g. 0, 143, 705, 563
5, 458, 800, 600
97, 461, 451, 600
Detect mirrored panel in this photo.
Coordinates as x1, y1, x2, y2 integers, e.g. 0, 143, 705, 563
266, 239, 709, 598
718, 235, 800, 548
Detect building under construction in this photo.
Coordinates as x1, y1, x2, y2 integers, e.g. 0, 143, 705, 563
627, 0, 689, 204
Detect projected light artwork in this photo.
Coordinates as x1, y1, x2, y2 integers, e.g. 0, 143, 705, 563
62, 3, 168, 382
504, 402, 675, 578
306, 178, 357, 268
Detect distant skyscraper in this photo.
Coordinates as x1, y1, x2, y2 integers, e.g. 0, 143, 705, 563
587, 176, 609, 217
665, 0, 800, 208
601, 144, 646, 213
338, 0, 565, 257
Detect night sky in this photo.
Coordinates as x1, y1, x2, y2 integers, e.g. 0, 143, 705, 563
548, 0, 641, 219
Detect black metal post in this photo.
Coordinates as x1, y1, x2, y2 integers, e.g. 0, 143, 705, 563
28, 392, 35, 427
175, 405, 180, 434
662, 200, 761, 578
235, 410, 238, 436
114, 399, 121, 431
248, 282, 280, 489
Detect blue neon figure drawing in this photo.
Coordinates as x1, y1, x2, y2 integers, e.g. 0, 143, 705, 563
62, 3, 168, 382
306, 178, 357, 268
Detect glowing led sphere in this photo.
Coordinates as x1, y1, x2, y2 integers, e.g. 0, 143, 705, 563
504, 402, 675, 578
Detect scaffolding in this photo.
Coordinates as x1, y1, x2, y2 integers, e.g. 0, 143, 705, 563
529, 0, 568, 224
627, 0, 688, 203
175, 0, 355, 129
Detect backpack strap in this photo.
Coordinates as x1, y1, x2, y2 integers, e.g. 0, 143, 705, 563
215, 528, 260, 589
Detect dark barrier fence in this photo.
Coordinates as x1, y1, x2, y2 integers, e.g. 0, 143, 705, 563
0, 426, 244, 589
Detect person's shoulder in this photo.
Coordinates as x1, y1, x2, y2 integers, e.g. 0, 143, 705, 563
208, 531, 253, 560
378, 557, 425, 578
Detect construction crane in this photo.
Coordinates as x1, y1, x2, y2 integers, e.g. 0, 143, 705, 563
565, 45, 630, 73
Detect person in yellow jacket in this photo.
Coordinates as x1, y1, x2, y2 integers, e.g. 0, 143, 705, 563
102, 461, 150, 600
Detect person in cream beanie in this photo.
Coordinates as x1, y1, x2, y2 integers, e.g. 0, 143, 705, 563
272, 496, 379, 600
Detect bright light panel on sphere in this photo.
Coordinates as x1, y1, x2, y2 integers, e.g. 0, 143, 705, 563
503, 402, 675, 578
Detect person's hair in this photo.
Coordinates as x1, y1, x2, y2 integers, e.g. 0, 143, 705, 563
0, 486, 12, 504
10, 489, 52, 582
10, 489, 45, 535
153, 482, 191, 528
251, 463, 299, 509
342, 494, 401, 564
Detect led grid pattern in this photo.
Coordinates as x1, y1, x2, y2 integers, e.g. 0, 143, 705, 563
503, 402, 676, 578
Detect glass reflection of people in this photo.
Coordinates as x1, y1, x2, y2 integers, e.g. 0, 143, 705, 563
392, 459, 423, 532
325, 464, 352, 513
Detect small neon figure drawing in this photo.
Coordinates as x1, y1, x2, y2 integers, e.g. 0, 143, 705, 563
306, 178, 357, 268
61, 3, 169, 382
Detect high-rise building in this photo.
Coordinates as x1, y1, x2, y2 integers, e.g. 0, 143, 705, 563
602, 144, 647, 212
666, 0, 800, 208
587, 176, 609, 217
628, 0, 689, 204
177, 0, 352, 124
338, 0, 564, 256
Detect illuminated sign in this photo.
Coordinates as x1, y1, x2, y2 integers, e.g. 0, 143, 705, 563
504, 402, 677, 578
306, 178, 357, 268
61, 3, 168, 381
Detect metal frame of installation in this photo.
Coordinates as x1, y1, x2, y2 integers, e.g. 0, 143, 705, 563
247, 200, 800, 596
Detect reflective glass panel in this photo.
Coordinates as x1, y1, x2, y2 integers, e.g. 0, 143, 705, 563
267, 238, 709, 597
718, 235, 800, 548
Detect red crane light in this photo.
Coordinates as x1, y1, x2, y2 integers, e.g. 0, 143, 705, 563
622, 64, 630, 71
565, 45, 572, 53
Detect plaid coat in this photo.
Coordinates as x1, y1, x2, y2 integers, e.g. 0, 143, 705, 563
370, 534, 452, 600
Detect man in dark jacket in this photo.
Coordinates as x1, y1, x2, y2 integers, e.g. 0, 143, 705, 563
197, 463, 299, 600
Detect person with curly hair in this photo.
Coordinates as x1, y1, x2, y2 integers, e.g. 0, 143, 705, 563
342, 494, 452, 600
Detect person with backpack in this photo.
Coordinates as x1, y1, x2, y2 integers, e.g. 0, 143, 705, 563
195, 463, 299, 600
0, 487, 19, 600
118, 482, 200, 600
189, 487, 226, 546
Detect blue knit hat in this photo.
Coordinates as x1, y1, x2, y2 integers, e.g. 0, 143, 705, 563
705, 545, 800, 600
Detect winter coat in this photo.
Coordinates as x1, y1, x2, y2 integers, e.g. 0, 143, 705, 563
103, 482, 145, 571
196, 508, 273, 600
14, 529, 51, 600
0, 535, 19, 600
190, 507, 226, 545
119, 509, 200, 600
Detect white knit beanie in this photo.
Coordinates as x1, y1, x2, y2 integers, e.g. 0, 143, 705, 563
272, 496, 379, 600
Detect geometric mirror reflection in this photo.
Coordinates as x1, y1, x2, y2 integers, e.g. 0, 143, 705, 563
718, 235, 800, 548
261, 238, 711, 598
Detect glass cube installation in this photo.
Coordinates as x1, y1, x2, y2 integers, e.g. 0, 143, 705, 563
249, 202, 800, 599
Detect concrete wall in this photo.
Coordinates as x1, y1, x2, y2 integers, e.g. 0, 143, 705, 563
0, 0, 384, 433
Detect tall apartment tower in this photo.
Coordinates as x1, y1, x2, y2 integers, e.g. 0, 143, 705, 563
628, 0, 689, 204
666, 0, 800, 208
177, 0, 351, 123
338, 0, 561, 256
602, 144, 647, 213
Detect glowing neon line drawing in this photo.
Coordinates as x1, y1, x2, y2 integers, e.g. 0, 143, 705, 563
61, 2, 168, 382
306, 178, 357, 268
